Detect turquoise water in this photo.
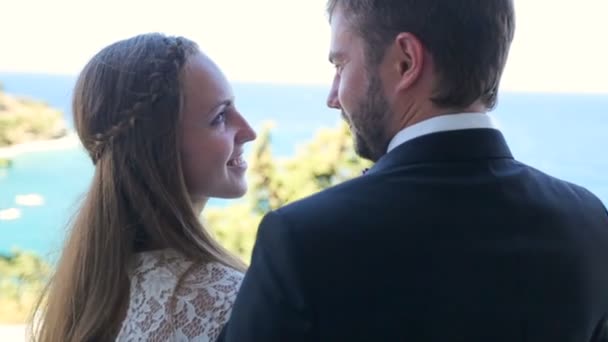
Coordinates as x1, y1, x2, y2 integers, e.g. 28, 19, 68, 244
0, 147, 93, 260
1, 73, 607, 260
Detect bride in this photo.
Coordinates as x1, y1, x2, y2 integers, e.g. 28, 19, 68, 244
32, 32, 256, 342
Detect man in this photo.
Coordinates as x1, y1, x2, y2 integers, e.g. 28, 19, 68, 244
221, 1, 608, 341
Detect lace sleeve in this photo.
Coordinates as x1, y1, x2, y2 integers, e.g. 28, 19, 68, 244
116, 251, 243, 342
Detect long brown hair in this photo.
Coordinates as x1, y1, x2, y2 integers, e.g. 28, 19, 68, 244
31, 33, 246, 342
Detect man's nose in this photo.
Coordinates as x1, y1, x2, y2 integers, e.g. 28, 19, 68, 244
326, 83, 341, 109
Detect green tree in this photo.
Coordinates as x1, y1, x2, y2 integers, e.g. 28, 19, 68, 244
0, 91, 67, 147
206, 121, 371, 262
248, 121, 281, 213
0, 250, 52, 323
0, 121, 370, 323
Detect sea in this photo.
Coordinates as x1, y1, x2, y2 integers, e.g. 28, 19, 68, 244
0, 72, 607, 261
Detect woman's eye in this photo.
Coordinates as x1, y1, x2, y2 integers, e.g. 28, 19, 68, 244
212, 111, 227, 126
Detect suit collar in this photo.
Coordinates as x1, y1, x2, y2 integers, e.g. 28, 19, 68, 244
367, 128, 513, 175
387, 113, 497, 153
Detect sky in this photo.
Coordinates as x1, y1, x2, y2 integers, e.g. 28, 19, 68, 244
1, 0, 607, 93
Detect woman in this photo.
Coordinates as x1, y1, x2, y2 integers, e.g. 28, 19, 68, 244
32, 33, 256, 341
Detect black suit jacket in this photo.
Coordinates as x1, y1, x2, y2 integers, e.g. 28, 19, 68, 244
221, 129, 608, 342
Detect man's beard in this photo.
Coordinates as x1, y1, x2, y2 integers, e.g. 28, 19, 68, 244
345, 72, 392, 162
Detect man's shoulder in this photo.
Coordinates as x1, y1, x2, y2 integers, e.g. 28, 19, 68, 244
264, 171, 416, 240
522, 161, 605, 207
275, 159, 607, 222
275, 174, 380, 219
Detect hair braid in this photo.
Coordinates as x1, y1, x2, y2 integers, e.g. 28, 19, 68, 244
89, 37, 189, 164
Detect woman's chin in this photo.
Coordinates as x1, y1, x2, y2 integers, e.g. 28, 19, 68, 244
216, 184, 248, 199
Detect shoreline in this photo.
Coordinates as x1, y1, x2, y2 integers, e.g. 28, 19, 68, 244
0, 133, 81, 159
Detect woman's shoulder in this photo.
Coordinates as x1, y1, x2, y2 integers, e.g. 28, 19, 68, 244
131, 248, 244, 304
116, 249, 244, 341
131, 248, 243, 283
181, 257, 244, 289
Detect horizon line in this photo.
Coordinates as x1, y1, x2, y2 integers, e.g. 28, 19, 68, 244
1, 70, 607, 96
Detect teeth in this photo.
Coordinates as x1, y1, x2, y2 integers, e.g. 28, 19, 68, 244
228, 157, 245, 167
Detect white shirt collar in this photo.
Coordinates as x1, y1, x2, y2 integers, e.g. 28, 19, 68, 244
387, 112, 498, 153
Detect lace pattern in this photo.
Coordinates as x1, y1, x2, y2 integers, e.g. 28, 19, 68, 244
116, 249, 243, 341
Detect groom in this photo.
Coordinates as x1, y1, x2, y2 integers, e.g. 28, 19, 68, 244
221, 0, 608, 341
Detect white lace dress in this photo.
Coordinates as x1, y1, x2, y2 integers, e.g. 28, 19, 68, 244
115, 249, 243, 341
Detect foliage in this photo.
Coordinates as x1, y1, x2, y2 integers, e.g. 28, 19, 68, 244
205, 121, 371, 262
0, 250, 52, 323
0, 90, 67, 147
0, 120, 369, 323
0, 157, 12, 168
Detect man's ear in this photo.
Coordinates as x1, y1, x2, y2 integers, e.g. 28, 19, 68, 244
395, 32, 425, 91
